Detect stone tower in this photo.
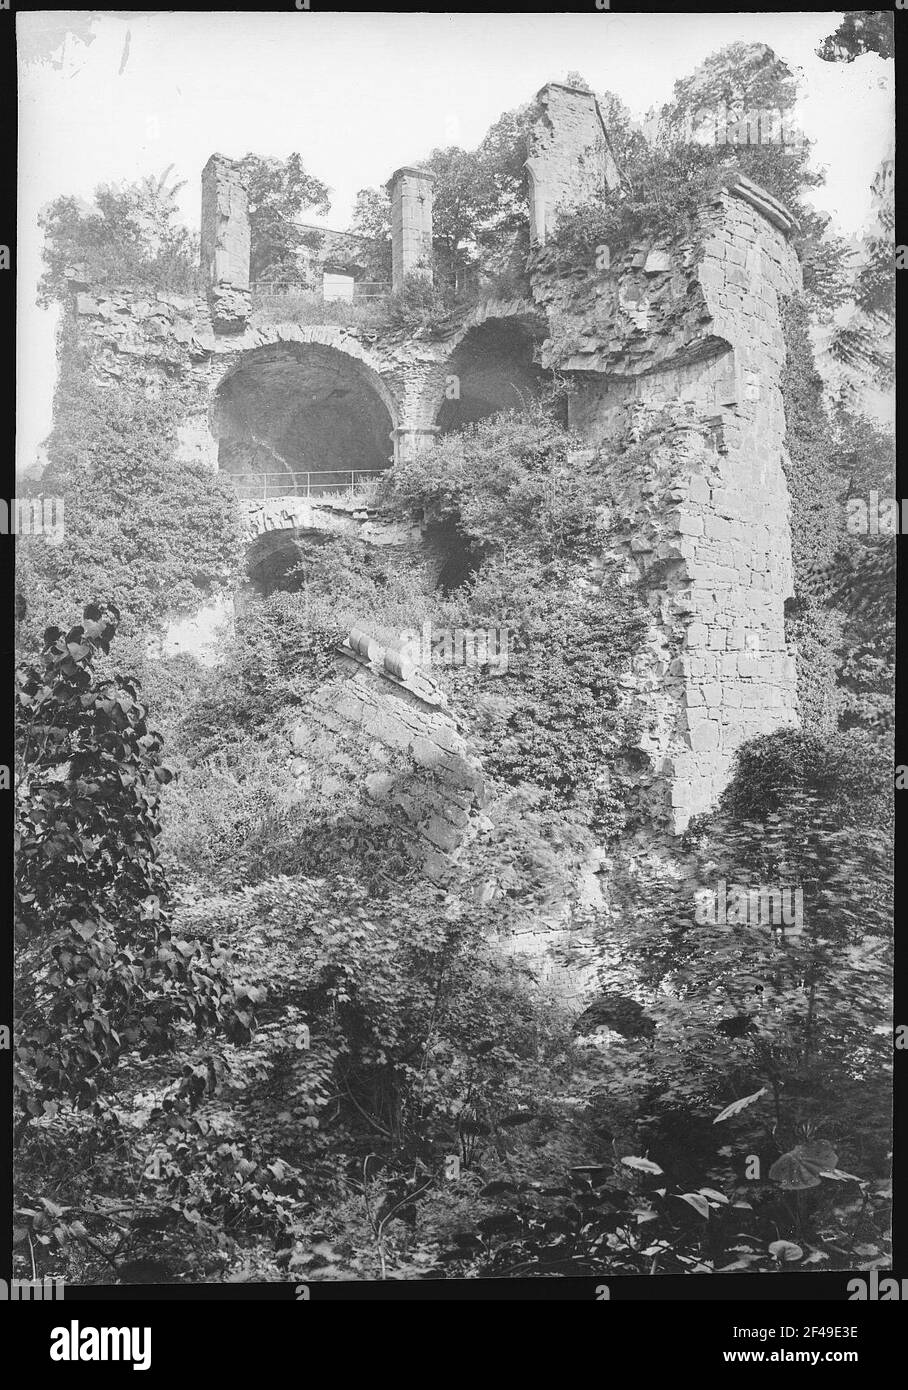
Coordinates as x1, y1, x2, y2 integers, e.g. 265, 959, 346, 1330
387, 166, 435, 292
201, 154, 251, 332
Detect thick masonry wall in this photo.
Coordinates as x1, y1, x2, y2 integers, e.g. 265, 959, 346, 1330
529, 176, 801, 831
593, 405, 797, 830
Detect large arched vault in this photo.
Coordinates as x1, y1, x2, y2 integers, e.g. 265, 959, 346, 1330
212, 340, 398, 497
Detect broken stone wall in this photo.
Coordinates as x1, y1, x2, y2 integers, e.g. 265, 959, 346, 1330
65, 145, 802, 838
289, 638, 489, 880
530, 177, 802, 831
525, 82, 621, 246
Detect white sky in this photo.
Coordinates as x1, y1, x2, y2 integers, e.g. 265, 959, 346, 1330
16, 10, 894, 474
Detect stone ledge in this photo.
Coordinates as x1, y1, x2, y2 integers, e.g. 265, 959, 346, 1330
725, 173, 799, 237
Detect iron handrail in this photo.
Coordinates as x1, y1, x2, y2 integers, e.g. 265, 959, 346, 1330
228, 469, 387, 500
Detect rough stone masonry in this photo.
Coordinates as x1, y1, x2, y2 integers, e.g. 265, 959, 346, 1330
65, 79, 800, 844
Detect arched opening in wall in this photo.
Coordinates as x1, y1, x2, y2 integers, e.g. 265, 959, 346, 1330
212, 342, 396, 499
429, 311, 557, 593
243, 528, 320, 597
436, 314, 556, 435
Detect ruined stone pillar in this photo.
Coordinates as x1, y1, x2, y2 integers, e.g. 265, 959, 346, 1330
201, 154, 251, 333
387, 167, 435, 292
526, 83, 621, 246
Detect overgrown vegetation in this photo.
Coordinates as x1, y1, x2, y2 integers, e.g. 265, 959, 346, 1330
388, 404, 647, 836
17, 41, 892, 1284
15, 605, 891, 1280
779, 296, 894, 739
39, 167, 201, 302
16, 325, 241, 664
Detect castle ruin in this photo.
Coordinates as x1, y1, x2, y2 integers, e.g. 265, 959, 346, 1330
67, 81, 801, 871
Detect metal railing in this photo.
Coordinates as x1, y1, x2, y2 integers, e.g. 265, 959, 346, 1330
229, 469, 387, 501
352, 282, 391, 301
252, 280, 390, 302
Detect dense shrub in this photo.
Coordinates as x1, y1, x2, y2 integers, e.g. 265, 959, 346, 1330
15, 607, 240, 1118
718, 727, 890, 829
388, 405, 647, 832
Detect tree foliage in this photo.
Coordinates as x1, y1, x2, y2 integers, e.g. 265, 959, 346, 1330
39, 168, 199, 303
817, 11, 893, 64
237, 152, 331, 284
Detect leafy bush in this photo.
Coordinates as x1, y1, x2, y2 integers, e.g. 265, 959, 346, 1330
389, 403, 608, 561
718, 727, 889, 829
381, 272, 453, 332
387, 405, 647, 833
542, 145, 722, 272
15, 606, 240, 1119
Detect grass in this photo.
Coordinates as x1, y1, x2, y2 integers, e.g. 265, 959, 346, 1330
250, 289, 390, 332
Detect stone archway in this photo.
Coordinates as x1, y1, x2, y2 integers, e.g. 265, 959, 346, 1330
423, 301, 550, 436
212, 339, 399, 499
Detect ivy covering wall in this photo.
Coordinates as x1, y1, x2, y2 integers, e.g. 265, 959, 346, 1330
778, 295, 842, 734
16, 320, 242, 659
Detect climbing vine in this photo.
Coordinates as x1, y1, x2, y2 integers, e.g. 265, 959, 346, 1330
17, 324, 242, 655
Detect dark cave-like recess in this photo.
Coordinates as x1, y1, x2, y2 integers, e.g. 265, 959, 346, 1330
436, 317, 550, 434
213, 342, 395, 498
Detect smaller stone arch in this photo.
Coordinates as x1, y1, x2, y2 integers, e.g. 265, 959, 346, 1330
415, 299, 550, 435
